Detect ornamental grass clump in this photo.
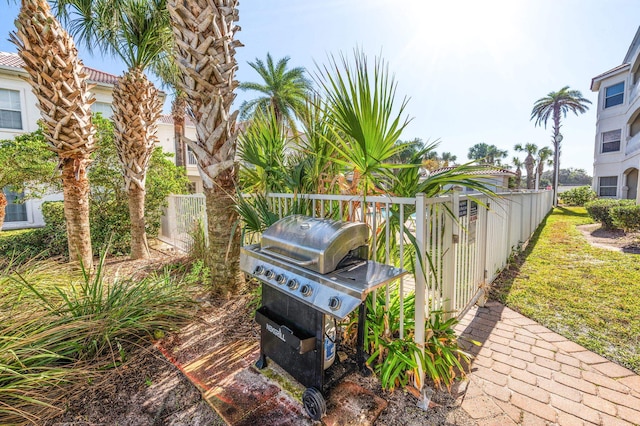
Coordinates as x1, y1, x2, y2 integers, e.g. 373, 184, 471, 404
0, 255, 195, 424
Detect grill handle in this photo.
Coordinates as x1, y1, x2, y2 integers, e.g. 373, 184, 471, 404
261, 246, 316, 267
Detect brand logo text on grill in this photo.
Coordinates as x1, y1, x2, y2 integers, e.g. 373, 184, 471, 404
266, 323, 286, 342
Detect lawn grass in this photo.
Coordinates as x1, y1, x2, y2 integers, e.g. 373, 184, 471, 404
492, 206, 640, 373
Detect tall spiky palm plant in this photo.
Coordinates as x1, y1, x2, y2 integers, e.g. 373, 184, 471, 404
11, 0, 95, 267
54, 0, 172, 259
316, 51, 413, 195
167, 0, 243, 294
514, 143, 537, 189
531, 86, 591, 204
239, 53, 312, 132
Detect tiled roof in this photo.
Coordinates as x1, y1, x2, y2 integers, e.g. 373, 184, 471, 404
158, 114, 195, 126
431, 166, 515, 177
0, 51, 118, 85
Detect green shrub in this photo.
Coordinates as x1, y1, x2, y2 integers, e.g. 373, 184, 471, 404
0, 205, 68, 266
610, 204, 640, 232
584, 199, 635, 229
560, 186, 596, 206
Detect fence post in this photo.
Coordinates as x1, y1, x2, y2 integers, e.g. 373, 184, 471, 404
442, 192, 458, 317
414, 193, 427, 389
167, 195, 177, 246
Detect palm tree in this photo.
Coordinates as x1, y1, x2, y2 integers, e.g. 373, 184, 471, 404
512, 157, 523, 189
531, 86, 591, 204
316, 51, 412, 195
54, 0, 172, 259
514, 143, 537, 189
467, 143, 508, 166
239, 53, 312, 132
536, 146, 553, 189
441, 152, 457, 167
167, 0, 243, 294
11, 0, 95, 267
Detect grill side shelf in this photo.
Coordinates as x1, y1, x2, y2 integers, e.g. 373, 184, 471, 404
255, 307, 316, 354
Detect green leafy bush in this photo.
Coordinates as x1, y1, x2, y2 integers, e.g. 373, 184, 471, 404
584, 199, 635, 229
610, 204, 640, 232
560, 186, 596, 206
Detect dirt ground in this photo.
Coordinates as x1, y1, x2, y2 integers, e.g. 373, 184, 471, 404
577, 223, 640, 254
46, 245, 476, 426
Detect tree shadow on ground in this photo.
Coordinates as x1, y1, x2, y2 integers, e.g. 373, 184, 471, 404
487, 211, 552, 304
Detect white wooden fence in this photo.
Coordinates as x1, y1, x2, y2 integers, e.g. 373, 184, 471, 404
161, 190, 553, 349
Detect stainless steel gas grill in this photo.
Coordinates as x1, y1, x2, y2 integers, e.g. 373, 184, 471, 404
240, 215, 407, 420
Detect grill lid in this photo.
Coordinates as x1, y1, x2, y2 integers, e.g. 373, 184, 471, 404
260, 215, 368, 274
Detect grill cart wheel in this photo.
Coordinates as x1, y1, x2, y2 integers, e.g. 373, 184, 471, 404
302, 387, 326, 420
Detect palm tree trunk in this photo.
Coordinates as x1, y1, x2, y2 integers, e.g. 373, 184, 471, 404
12, 0, 95, 267
168, 0, 243, 294
112, 67, 162, 259
128, 184, 149, 259
61, 158, 93, 266
172, 93, 187, 168
552, 105, 561, 206
204, 172, 241, 295
0, 191, 7, 231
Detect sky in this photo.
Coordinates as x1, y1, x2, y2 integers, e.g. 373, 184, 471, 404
1, 0, 639, 173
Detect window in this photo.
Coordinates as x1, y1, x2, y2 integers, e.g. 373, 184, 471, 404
3, 188, 27, 222
0, 89, 22, 129
601, 129, 621, 153
604, 82, 624, 108
91, 101, 113, 118
598, 176, 618, 197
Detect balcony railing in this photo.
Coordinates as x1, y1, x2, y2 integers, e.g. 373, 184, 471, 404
626, 133, 640, 156
187, 149, 197, 166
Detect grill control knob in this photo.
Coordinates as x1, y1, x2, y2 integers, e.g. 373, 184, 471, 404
265, 270, 275, 280
328, 296, 341, 311
253, 265, 265, 275
275, 274, 287, 284
300, 284, 313, 297
286, 279, 299, 290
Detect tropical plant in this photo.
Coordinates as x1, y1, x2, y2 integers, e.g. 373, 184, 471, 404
54, 0, 172, 259
238, 108, 288, 194
514, 143, 538, 189
167, 0, 243, 294
11, 0, 96, 267
531, 86, 591, 205
346, 286, 471, 391
0, 255, 194, 424
536, 146, 553, 188
239, 53, 312, 132
467, 143, 508, 166
316, 51, 413, 195
440, 152, 457, 167
0, 127, 58, 230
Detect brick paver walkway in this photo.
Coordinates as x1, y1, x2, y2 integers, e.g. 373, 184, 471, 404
455, 301, 640, 425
